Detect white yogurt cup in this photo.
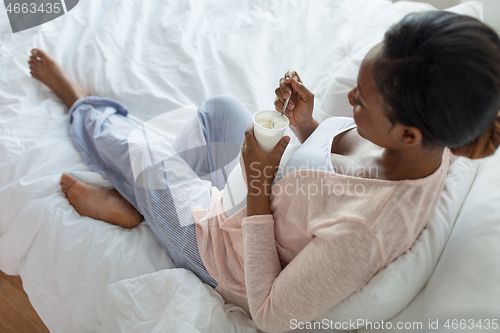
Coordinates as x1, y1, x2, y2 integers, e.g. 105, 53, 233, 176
252, 110, 290, 153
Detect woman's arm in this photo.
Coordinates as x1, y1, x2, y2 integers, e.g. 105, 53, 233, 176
242, 219, 382, 332
240, 123, 381, 332
290, 117, 319, 144
247, 190, 272, 216
242, 125, 289, 217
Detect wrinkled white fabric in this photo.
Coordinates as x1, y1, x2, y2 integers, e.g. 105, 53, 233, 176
0, 0, 493, 333
102, 269, 257, 333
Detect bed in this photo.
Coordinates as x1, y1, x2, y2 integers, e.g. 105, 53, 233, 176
1, 0, 499, 332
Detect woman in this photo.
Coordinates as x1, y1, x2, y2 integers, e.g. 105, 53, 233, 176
28, 11, 500, 332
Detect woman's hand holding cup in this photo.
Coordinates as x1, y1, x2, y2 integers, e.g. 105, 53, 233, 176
241, 124, 290, 197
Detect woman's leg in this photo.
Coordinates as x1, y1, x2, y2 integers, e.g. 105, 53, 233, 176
66, 96, 219, 286
60, 173, 142, 228
29, 49, 251, 288
29, 49, 142, 228
28, 49, 88, 108
130, 96, 252, 288
171, 95, 253, 190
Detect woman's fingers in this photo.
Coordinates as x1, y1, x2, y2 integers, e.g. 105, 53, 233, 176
290, 76, 313, 105
274, 70, 305, 114
274, 96, 284, 112
280, 70, 296, 99
278, 70, 302, 104
275, 86, 285, 104
244, 124, 254, 137
276, 77, 289, 103
274, 98, 294, 116
282, 77, 291, 99
243, 124, 258, 148
278, 70, 298, 99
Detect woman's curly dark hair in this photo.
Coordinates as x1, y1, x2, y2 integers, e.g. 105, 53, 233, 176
373, 11, 500, 158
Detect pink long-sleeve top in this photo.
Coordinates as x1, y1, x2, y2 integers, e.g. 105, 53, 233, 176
193, 117, 451, 332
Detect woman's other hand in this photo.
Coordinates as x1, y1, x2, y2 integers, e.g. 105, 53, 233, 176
241, 124, 289, 216
274, 70, 314, 127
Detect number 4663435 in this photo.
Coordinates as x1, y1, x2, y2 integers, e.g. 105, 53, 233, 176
444, 319, 499, 330
6, 2, 61, 14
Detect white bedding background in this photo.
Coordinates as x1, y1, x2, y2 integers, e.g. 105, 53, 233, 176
1, 0, 499, 332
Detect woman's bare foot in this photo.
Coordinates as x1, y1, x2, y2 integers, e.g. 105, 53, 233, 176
60, 173, 143, 228
28, 48, 89, 108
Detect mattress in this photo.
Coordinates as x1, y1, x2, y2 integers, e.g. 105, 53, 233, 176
1, 0, 495, 332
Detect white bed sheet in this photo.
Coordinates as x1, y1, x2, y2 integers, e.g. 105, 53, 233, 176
0, 0, 489, 332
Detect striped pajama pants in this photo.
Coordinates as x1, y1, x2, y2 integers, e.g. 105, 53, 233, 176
68, 95, 253, 288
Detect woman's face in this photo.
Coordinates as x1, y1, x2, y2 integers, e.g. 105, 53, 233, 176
348, 43, 415, 149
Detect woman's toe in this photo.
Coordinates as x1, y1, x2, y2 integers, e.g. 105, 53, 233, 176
29, 61, 41, 71
30, 55, 42, 64
61, 173, 78, 188
31, 48, 41, 57
32, 48, 48, 61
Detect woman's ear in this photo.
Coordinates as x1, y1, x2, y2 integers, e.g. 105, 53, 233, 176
401, 126, 423, 146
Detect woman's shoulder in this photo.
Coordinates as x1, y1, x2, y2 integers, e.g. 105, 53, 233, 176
315, 116, 359, 155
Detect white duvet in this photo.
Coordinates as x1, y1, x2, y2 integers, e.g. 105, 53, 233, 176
1, 0, 496, 332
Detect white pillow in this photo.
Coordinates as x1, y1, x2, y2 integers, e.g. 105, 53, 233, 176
367, 150, 500, 332
313, 1, 483, 328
